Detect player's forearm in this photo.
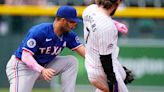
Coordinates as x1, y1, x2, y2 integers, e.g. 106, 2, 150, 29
75, 45, 85, 58
22, 50, 44, 73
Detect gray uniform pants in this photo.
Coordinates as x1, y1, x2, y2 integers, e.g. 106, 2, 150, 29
6, 55, 78, 92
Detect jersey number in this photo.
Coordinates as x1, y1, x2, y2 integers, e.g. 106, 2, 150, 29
85, 27, 90, 44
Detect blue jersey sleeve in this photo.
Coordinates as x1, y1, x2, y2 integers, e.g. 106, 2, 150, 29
66, 32, 81, 50
22, 26, 46, 54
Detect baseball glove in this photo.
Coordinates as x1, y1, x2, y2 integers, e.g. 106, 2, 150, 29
123, 66, 134, 84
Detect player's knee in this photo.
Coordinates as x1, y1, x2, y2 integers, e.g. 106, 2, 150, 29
89, 78, 99, 86
66, 55, 78, 68
89, 78, 109, 92
89, 78, 101, 87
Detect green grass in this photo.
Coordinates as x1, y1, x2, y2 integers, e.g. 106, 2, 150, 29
1, 88, 51, 92
2, 86, 164, 92
1, 87, 94, 92
119, 47, 164, 59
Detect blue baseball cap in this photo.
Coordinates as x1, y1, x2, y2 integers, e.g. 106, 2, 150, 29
56, 6, 81, 23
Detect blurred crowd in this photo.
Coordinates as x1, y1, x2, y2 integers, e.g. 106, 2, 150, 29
4, 0, 48, 5
0, 0, 164, 38
0, 0, 94, 6
0, 0, 163, 7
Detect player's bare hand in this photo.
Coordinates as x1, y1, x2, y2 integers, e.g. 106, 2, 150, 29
41, 68, 56, 81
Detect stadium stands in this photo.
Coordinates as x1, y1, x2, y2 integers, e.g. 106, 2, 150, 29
49, 0, 164, 7
1, 0, 164, 7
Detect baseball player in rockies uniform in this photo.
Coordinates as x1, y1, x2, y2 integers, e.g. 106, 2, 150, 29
83, 0, 133, 92
6, 6, 85, 92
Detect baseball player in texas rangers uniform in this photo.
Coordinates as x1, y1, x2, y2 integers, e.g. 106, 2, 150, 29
83, 0, 133, 92
6, 6, 85, 92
